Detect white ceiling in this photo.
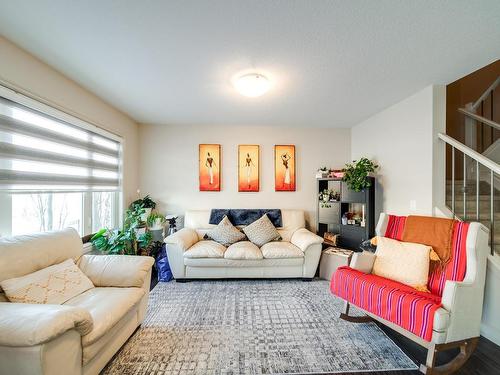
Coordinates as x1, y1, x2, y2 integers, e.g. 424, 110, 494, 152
0, 1, 499, 127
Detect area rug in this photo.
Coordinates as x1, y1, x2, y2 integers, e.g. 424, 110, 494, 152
103, 280, 417, 374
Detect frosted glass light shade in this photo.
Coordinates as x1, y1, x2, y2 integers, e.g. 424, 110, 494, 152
233, 73, 271, 97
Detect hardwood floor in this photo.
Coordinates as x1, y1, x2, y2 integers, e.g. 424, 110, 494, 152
149, 275, 500, 374
322, 324, 500, 375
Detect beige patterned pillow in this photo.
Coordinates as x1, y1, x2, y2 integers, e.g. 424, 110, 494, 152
243, 214, 281, 247
372, 236, 431, 291
207, 216, 246, 246
1, 259, 94, 304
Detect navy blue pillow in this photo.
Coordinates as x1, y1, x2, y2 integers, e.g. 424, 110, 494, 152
209, 209, 282, 227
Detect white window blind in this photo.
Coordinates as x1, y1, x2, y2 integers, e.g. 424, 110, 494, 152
0, 96, 122, 193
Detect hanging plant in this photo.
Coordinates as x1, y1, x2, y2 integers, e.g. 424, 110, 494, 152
342, 157, 378, 192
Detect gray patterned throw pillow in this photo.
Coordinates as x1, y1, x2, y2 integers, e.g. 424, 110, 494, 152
243, 214, 281, 247
207, 216, 246, 246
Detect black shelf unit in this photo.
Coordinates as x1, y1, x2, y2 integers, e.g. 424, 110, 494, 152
316, 177, 375, 251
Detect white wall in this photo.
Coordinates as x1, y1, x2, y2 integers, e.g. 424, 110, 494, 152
351, 85, 445, 218
139, 124, 351, 229
0, 36, 140, 205
351, 84, 500, 346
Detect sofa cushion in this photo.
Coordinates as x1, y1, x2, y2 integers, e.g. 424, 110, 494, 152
277, 209, 306, 241
331, 266, 442, 341
372, 236, 432, 291
0, 228, 83, 289
183, 209, 306, 242
261, 241, 303, 259
1, 259, 94, 304
209, 209, 283, 227
224, 241, 263, 260
206, 216, 246, 246
64, 287, 144, 347
183, 240, 226, 258
184, 257, 303, 268
243, 214, 281, 247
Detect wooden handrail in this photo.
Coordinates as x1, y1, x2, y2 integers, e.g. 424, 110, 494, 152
438, 133, 500, 175
471, 76, 500, 111
458, 108, 500, 131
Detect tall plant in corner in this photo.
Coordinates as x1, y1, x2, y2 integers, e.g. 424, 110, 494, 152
342, 157, 378, 192
91, 195, 154, 255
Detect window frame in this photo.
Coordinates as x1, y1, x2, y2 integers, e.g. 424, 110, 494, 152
0, 84, 123, 237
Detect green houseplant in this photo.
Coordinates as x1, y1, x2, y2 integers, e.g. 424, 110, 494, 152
91, 195, 156, 255
147, 212, 166, 230
130, 195, 157, 221
342, 157, 378, 192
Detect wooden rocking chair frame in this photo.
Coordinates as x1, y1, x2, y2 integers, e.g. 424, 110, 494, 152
340, 301, 479, 375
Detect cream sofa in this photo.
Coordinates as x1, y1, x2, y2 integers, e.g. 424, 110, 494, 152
0, 229, 155, 375
165, 209, 323, 280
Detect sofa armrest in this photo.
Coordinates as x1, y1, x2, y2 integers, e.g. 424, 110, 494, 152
78, 254, 154, 288
440, 280, 484, 341
0, 303, 93, 347
164, 228, 199, 251
438, 222, 489, 342
291, 228, 323, 252
350, 251, 376, 274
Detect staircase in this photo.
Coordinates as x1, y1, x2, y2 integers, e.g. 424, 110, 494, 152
446, 181, 500, 251
443, 76, 500, 255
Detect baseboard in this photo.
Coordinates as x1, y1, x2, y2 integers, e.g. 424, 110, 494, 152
480, 322, 500, 346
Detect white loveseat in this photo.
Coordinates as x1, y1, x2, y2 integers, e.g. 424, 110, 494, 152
0, 229, 154, 375
164, 209, 323, 280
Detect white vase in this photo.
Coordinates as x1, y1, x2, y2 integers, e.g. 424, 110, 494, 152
150, 218, 164, 231
140, 208, 152, 222
134, 226, 146, 236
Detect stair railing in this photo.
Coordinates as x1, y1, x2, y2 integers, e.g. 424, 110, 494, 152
461, 75, 499, 153
439, 133, 499, 255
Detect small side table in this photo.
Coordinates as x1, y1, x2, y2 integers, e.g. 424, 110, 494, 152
319, 247, 353, 281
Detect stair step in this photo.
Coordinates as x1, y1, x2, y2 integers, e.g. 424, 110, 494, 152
452, 202, 500, 211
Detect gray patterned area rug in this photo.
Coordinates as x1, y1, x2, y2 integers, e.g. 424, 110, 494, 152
103, 280, 417, 375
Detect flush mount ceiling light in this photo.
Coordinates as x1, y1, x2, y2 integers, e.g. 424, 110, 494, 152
233, 73, 271, 97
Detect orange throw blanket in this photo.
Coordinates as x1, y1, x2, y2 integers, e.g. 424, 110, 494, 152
401, 215, 456, 271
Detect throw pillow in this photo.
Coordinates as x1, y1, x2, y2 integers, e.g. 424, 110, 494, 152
1, 259, 94, 304
372, 236, 432, 291
243, 214, 281, 247
206, 215, 246, 246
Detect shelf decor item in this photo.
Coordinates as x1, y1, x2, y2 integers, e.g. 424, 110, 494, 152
316, 167, 329, 178
319, 188, 340, 207
199, 144, 221, 191
238, 145, 259, 192
323, 232, 338, 246
342, 157, 378, 192
274, 145, 296, 191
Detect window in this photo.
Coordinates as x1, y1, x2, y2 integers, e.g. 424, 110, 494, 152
0, 87, 122, 237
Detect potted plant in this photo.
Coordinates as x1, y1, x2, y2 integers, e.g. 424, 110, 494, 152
130, 195, 157, 222
342, 157, 378, 192
91, 196, 154, 255
147, 213, 166, 230
90, 227, 152, 255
